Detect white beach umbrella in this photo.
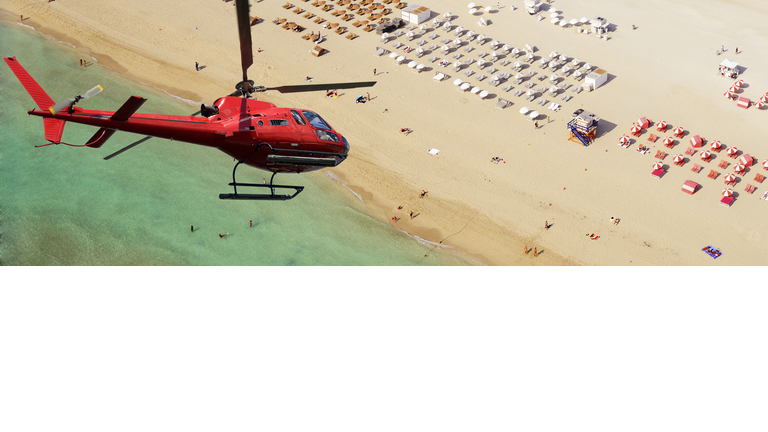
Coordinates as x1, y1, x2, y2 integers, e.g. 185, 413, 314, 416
502, 44, 511, 52
491, 51, 499, 58
468, 2, 476, 8
724, 173, 736, 183
663, 136, 674, 146
491, 40, 500, 47
478, 59, 486, 66
700, 150, 711, 160
476, 34, 485, 41
455, 26, 464, 34
571, 58, 580, 66
459, 82, 471, 91
580, 17, 589, 23
510, 46, 518, 54
478, 89, 489, 99
432, 18, 441, 25
673, 154, 685, 164
727, 146, 738, 156
619, 135, 630, 144
442, 45, 451, 51
653, 161, 664, 170
722, 188, 733, 197
549, 73, 559, 81
420, 24, 428, 31
583, 62, 593, 70
407, 60, 417, 68
453, 78, 463, 85
548, 61, 558, 68
710, 140, 722, 150
389, 52, 398, 58
444, 12, 452, 18
520, 106, 530, 115
549, 85, 558, 94
526, 89, 536, 96
470, 86, 481, 94
484, 6, 493, 12
453, 38, 462, 46
559, 20, 568, 27
734, 163, 746, 173
515, 72, 524, 80
526, 52, 534, 60
454, 61, 462, 68
381, 32, 390, 40
764, 159, 768, 169
549, 51, 558, 58
443, 22, 451, 29
528, 110, 540, 119
467, 30, 476, 37
550, 12, 559, 18
573, 70, 583, 78
561, 65, 571, 73
514, 61, 523, 68
416, 63, 425, 71
559, 54, 568, 61
407, 31, 415, 38
395, 55, 405, 63
469, 8, 478, 15
570, 18, 579, 25
551, 18, 560, 24
539, 58, 548, 66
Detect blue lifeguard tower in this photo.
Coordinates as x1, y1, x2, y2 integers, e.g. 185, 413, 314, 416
567, 109, 598, 146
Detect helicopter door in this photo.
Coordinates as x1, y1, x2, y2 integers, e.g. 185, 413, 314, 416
290, 109, 316, 144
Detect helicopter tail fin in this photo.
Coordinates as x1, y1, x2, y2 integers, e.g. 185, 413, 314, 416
4, 57, 67, 144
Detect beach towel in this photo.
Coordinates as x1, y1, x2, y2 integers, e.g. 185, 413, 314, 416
428, 148, 440, 155
702, 245, 722, 259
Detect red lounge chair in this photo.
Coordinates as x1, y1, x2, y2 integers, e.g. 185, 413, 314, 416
664, 140, 675, 149
725, 178, 735, 186
691, 163, 702, 173
755, 174, 765, 183
685, 147, 696, 156
720, 196, 734, 207
651, 168, 664, 178
648, 134, 658, 142
655, 150, 666, 159
674, 158, 685, 166
744, 184, 756, 194
718, 160, 728, 169
708, 170, 719, 179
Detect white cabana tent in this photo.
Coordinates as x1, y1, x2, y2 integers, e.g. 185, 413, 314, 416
585, 68, 608, 90
719, 58, 739, 78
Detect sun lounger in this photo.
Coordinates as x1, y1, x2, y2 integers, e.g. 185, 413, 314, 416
685, 147, 696, 156
496, 98, 511, 109
314, 17, 324, 24
720, 196, 734, 207
346, 32, 357, 39
513, 89, 523, 97
561, 94, 572, 102
363, 24, 374, 32
691, 164, 702, 173
463, 70, 474, 77
648, 134, 658, 142
525, 82, 534, 88
392, 41, 402, 49
303, 12, 314, 19
464, 46, 474, 53
500, 59, 510, 66
428, 56, 438, 63
283, 3, 293, 9
417, 40, 427, 46
335, 27, 345, 35
488, 67, 498, 74
651, 168, 664, 179
502, 84, 513, 92
373, 47, 387, 56
294, 8, 304, 14
332, 10, 343, 16
433, 72, 446, 81
322, 4, 332, 11
525, 94, 535, 102
761, 191, 768, 201
744, 184, 757, 194
754, 173, 765, 183
707, 170, 719, 179
674, 158, 685, 166
572, 86, 582, 94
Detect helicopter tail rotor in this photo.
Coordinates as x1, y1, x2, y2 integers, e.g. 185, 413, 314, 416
49, 85, 103, 114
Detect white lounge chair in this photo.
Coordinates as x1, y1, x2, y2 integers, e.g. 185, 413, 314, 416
433, 72, 446, 81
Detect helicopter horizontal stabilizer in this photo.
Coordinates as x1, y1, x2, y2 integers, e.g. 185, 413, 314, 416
85, 127, 117, 148
111, 96, 147, 121
3, 57, 55, 111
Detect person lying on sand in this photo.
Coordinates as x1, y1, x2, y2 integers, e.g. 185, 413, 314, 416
400, 128, 413, 135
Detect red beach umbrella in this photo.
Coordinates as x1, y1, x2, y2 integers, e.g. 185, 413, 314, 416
700, 150, 711, 161
673, 126, 684, 137
734, 79, 744, 87
656, 120, 667, 131
729, 86, 739, 92
756, 101, 765, 109
726, 146, 738, 156
631, 125, 641, 134
673, 154, 685, 164
734, 163, 746, 174
653, 161, 664, 170
760, 95, 768, 103
663, 136, 674, 146
722, 188, 733, 197
724, 91, 733, 98
619, 134, 630, 144
710, 140, 722, 151
724, 173, 736, 183
764, 159, 768, 169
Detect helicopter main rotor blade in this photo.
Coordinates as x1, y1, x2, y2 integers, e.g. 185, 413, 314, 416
235, 0, 253, 82
265, 81, 377, 94
103, 136, 152, 160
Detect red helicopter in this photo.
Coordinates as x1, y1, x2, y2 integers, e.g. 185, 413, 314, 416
4, 1, 374, 200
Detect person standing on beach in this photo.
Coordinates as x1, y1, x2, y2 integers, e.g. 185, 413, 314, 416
534, 121, 539, 129
409, 211, 414, 219
524, 246, 529, 254
195, 62, 199, 71
373, 68, 376, 76
545, 221, 549, 230
533, 247, 538, 257
191, 225, 194, 232
20, 15, 23, 21
249, 220, 252, 227
367, 92, 370, 101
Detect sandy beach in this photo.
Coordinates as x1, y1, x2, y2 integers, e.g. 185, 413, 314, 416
3, 0, 768, 265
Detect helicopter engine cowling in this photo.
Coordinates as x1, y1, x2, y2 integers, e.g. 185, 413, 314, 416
200, 103, 219, 117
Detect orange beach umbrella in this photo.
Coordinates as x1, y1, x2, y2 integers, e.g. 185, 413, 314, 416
673, 126, 684, 136
663, 136, 674, 146
700, 150, 711, 160
722, 188, 733, 197
710, 140, 722, 151
631, 125, 641, 134
724, 173, 736, 183
724, 91, 733, 98
673, 154, 685, 164
726, 146, 738, 156
653, 161, 664, 170
619, 134, 630, 144
734, 163, 746, 174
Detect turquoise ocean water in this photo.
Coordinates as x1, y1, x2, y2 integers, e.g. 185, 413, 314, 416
0, 22, 470, 265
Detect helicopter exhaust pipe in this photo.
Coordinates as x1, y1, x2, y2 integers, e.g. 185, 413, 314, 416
200, 103, 219, 117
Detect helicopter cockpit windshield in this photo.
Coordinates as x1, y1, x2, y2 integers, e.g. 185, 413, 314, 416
301, 110, 331, 131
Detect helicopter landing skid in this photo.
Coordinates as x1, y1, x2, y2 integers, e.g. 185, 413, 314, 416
219, 170, 304, 201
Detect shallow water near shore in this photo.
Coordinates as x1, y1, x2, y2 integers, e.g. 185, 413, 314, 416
0, 22, 470, 265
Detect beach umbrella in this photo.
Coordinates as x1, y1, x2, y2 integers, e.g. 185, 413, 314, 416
406, 31, 415, 38
469, 8, 478, 15
519, 106, 530, 115
528, 110, 540, 119
724, 173, 736, 183
549, 85, 558, 94
466, 30, 476, 37
561, 65, 570, 73
454, 26, 464, 34
453, 61, 462, 68
722, 188, 733, 197
549, 73, 559, 81
764, 160, 768, 169
459, 82, 471, 91
540, 58, 548, 66
490, 50, 499, 58
653, 161, 664, 170
550, 12, 559, 18
548, 61, 558, 68
570, 18, 579, 25
442, 45, 450, 51
526, 89, 536, 96
477, 59, 486, 67
700, 150, 711, 160
476, 34, 485, 41
419, 24, 428, 31
453, 38, 462, 46
491, 40, 500, 47
559, 20, 568, 27
571, 58, 580, 66
470, 86, 481, 94
673, 154, 685, 164
511, 46, 519, 54
432, 18, 441, 25
734, 79, 744, 87
760, 95, 768, 103
549, 51, 558, 58
389, 51, 398, 58
673, 126, 684, 136
580, 17, 589, 23
663, 136, 674, 146
724, 91, 733, 98
710, 140, 722, 150
502, 44, 511, 52
526, 52, 534, 60
467, 2, 476, 8
583, 62, 593, 70
729, 85, 738, 92
442, 22, 451, 29
550, 17, 560, 24
631, 125, 642, 134
727, 146, 738, 156
559, 54, 568, 61
619, 135, 630, 144
756, 101, 765, 109
444, 11, 452, 18
515, 72, 524, 79
573, 70, 583, 78
514, 61, 522, 68
453, 78, 463, 86
656, 120, 667, 130
734, 163, 746, 173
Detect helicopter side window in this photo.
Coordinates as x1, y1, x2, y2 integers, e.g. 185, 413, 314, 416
290, 110, 305, 125
301, 110, 331, 131
315, 129, 340, 142
269, 119, 290, 126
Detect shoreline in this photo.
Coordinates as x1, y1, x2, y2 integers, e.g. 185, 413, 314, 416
2, 6, 573, 266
